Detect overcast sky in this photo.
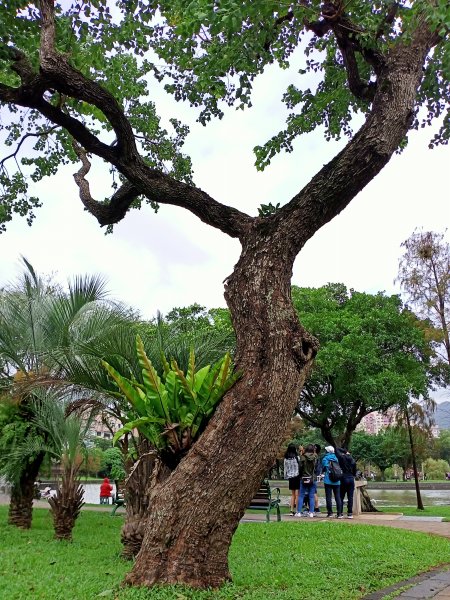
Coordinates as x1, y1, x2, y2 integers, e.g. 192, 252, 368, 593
1, 48, 449, 333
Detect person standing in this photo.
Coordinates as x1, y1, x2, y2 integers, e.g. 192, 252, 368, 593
336, 447, 357, 518
313, 443, 322, 513
284, 444, 300, 515
295, 444, 317, 518
322, 445, 343, 518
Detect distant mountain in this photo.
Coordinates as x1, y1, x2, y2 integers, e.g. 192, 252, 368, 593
434, 401, 450, 430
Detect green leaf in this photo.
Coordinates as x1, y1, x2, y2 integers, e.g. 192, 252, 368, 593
101, 360, 147, 415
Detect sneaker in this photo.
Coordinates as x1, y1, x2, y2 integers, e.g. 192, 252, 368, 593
294, 512, 302, 517
347, 515, 353, 519
290, 511, 296, 516
314, 508, 321, 513
309, 513, 314, 518
327, 513, 334, 518
337, 514, 344, 519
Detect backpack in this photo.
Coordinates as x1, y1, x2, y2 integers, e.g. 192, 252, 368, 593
328, 459, 343, 482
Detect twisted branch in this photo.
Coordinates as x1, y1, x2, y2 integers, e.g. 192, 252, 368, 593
72, 142, 141, 226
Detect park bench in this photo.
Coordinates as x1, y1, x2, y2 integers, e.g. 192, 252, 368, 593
247, 479, 281, 522
110, 481, 126, 516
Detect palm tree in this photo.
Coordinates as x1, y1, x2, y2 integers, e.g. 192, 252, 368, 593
0, 393, 45, 528
0, 259, 129, 528
8, 388, 91, 540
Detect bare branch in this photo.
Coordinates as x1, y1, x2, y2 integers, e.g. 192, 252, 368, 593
0, 126, 59, 169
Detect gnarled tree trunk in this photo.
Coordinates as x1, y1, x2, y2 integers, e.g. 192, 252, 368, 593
126, 234, 318, 587
125, 30, 435, 587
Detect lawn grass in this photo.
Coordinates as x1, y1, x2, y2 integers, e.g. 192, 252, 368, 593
1, 506, 450, 599
379, 505, 450, 518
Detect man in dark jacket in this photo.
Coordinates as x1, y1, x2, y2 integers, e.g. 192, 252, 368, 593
336, 448, 357, 518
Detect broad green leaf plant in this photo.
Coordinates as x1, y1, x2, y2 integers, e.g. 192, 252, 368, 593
104, 335, 240, 468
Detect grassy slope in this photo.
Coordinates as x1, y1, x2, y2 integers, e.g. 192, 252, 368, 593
1, 507, 449, 599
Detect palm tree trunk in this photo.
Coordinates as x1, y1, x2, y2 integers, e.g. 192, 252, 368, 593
48, 471, 84, 540
8, 453, 44, 529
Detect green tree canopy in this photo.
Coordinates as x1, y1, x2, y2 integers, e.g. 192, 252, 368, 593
293, 284, 434, 447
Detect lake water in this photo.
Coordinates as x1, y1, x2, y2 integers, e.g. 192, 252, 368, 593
38, 483, 450, 507
366, 488, 450, 507
278, 485, 450, 508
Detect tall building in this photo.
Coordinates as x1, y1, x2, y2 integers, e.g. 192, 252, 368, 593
357, 409, 396, 435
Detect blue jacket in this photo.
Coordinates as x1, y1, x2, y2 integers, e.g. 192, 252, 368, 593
322, 452, 341, 486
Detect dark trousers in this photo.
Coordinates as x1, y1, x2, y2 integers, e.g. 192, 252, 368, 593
324, 483, 343, 516
340, 475, 355, 515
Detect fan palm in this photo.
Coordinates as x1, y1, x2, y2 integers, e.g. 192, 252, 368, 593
0, 259, 130, 528
7, 388, 91, 540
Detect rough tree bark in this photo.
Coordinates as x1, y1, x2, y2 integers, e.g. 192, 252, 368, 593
48, 472, 84, 541
8, 453, 44, 529
0, 0, 441, 589
120, 440, 157, 559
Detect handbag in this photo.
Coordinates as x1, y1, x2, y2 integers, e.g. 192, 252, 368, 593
301, 476, 312, 485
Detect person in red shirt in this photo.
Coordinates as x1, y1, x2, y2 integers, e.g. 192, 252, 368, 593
99, 477, 113, 504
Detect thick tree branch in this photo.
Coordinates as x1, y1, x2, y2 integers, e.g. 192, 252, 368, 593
376, 2, 398, 40
333, 26, 377, 101
4, 45, 37, 84
38, 0, 137, 161
70, 139, 252, 235
277, 12, 440, 259
35, 1, 252, 237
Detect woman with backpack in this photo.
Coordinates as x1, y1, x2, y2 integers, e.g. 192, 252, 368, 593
284, 443, 300, 516
295, 444, 317, 518
322, 445, 343, 518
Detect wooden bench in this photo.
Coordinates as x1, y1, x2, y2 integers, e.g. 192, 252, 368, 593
110, 481, 126, 516
247, 480, 281, 522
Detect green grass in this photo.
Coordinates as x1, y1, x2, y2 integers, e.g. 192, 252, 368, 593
1, 507, 450, 599
379, 505, 450, 518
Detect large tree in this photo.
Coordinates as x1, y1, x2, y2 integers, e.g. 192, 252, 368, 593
293, 284, 433, 448
0, 0, 448, 589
